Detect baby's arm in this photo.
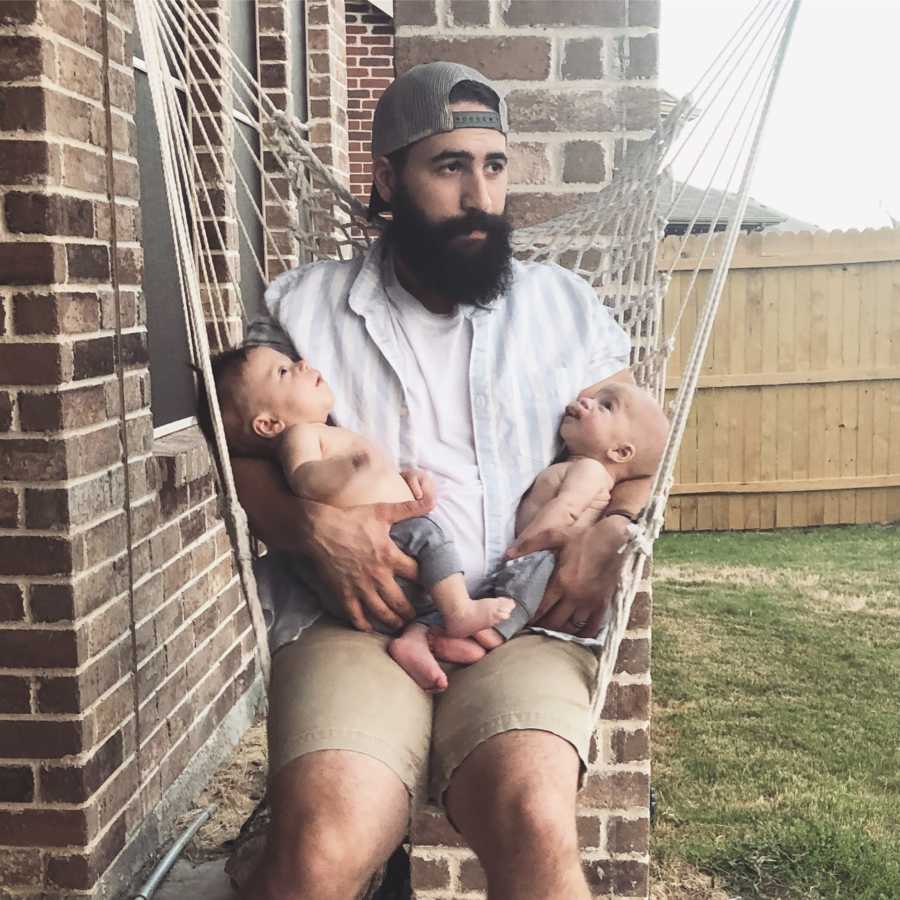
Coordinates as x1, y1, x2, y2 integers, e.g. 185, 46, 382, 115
280, 425, 369, 502
514, 458, 613, 548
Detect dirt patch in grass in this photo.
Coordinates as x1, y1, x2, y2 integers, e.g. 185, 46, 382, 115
654, 564, 781, 587
651, 858, 733, 900
177, 720, 268, 861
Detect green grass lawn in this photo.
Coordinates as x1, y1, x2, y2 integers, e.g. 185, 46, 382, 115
650, 524, 900, 900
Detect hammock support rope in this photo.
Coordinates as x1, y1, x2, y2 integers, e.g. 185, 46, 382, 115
135, 0, 802, 705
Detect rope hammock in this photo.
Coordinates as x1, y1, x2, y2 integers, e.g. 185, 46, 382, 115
132, 0, 801, 703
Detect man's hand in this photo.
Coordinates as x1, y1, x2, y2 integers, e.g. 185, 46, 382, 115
509, 515, 631, 638
304, 488, 436, 632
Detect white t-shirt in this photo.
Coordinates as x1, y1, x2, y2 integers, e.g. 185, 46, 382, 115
382, 260, 488, 591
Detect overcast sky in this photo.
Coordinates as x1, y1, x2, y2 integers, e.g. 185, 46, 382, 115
660, 0, 900, 231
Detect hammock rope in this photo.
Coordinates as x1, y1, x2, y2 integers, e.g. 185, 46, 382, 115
135, 0, 802, 706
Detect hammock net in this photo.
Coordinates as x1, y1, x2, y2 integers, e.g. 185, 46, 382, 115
134, 0, 801, 699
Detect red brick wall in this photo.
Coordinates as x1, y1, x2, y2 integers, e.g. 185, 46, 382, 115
307, 0, 351, 183
346, 1, 395, 203
0, 2, 262, 894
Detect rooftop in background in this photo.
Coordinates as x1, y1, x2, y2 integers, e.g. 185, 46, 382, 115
664, 181, 819, 236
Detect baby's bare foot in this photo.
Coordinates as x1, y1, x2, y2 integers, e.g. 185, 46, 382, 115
429, 633, 488, 665
389, 627, 448, 693
444, 597, 515, 637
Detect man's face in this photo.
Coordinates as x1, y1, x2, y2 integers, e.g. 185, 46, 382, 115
233, 347, 334, 437
376, 102, 513, 307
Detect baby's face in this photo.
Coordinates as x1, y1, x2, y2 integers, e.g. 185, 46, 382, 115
560, 382, 653, 461
237, 346, 334, 429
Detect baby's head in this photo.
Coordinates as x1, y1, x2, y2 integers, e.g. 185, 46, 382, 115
560, 382, 668, 478
197, 345, 333, 455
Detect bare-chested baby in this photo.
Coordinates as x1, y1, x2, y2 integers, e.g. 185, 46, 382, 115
415, 379, 669, 667
206, 344, 515, 692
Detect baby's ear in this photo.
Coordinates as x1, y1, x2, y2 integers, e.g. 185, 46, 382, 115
606, 443, 635, 465
252, 415, 284, 439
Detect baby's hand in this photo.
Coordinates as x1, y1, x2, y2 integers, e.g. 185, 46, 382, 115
400, 468, 436, 505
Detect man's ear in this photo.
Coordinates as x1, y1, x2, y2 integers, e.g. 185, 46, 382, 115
606, 443, 635, 465
372, 156, 397, 204
252, 415, 284, 440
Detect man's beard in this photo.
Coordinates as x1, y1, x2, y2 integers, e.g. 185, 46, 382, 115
384, 184, 513, 308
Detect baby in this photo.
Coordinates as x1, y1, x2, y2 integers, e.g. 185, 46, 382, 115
205, 344, 515, 691
403, 379, 669, 666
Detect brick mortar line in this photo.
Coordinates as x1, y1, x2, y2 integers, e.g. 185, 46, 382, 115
0, 329, 144, 346
0, 426, 149, 453
27, 25, 136, 78
0, 186, 141, 207
609, 672, 651, 685
0, 75, 138, 125
589, 718, 651, 730
582, 849, 649, 861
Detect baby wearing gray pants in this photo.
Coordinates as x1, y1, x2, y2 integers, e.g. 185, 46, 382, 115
388, 516, 552, 641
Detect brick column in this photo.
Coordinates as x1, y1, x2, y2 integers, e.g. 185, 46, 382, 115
257, 0, 302, 280
306, 0, 351, 185
345, 1, 395, 203
188, 0, 242, 350
0, 2, 262, 895
393, 2, 659, 897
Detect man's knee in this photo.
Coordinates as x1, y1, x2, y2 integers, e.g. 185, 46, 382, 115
262, 751, 409, 894
447, 731, 581, 855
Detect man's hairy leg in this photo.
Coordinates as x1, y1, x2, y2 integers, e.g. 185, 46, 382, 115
446, 730, 590, 900
242, 750, 408, 900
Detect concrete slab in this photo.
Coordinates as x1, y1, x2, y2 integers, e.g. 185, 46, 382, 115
152, 858, 237, 900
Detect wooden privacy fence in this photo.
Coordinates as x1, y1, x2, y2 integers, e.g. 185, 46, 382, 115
660, 227, 900, 531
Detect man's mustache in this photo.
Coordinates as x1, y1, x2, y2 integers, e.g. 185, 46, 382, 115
435, 210, 510, 241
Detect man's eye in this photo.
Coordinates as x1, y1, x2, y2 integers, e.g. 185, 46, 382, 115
441, 162, 461, 173
602, 401, 613, 410
487, 162, 506, 174
279, 367, 288, 376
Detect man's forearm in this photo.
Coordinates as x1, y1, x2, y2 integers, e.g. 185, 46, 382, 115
603, 475, 651, 519
232, 456, 314, 554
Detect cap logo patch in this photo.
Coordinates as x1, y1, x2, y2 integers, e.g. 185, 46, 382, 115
451, 110, 503, 131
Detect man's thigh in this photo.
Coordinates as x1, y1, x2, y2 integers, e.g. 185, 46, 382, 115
268, 616, 433, 798
430, 634, 601, 803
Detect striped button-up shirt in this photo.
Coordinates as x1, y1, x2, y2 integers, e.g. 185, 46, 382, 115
247, 239, 629, 642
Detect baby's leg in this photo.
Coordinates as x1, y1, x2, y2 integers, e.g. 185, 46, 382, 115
389, 623, 448, 693
431, 573, 515, 638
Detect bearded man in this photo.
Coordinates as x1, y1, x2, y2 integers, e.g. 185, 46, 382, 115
234, 62, 651, 900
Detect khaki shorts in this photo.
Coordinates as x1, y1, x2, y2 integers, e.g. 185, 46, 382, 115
267, 616, 602, 806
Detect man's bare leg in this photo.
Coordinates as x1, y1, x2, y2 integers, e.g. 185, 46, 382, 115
445, 730, 590, 900
242, 750, 408, 900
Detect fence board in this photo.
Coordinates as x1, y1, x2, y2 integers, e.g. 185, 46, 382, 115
663, 227, 900, 530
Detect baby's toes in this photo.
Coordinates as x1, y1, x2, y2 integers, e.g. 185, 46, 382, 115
492, 597, 515, 622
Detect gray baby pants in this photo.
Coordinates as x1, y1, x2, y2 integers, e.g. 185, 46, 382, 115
483, 550, 556, 640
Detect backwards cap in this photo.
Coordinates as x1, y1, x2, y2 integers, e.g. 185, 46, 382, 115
368, 61, 508, 217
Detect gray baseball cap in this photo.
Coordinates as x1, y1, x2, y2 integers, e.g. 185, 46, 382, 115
368, 61, 508, 218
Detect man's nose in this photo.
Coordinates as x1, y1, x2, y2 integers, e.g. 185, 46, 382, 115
461, 171, 492, 214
